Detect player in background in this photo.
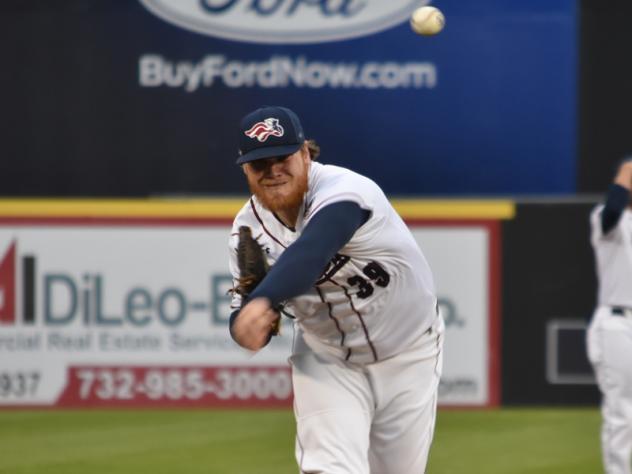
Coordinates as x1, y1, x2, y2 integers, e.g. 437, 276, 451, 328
227, 105, 444, 473
587, 157, 632, 474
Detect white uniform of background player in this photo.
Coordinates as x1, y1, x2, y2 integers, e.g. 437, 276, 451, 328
587, 158, 632, 474
228, 106, 444, 473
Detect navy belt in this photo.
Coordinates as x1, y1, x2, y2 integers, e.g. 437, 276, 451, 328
612, 307, 632, 316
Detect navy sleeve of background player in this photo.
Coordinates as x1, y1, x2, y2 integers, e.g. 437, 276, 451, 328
246, 201, 370, 307
601, 184, 630, 234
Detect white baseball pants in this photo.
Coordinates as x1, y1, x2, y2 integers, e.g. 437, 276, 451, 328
289, 315, 444, 474
587, 306, 632, 474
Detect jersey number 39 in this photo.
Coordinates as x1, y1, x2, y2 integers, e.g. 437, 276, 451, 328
347, 261, 390, 299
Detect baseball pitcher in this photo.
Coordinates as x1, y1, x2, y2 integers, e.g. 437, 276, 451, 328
227, 106, 444, 473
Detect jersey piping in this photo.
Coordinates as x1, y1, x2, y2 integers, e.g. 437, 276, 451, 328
250, 198, 287, 249
314, 255, 378, 362
339, 282, 378, 362
315, 286, 347, 353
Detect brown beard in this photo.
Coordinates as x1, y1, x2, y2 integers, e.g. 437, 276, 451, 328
248, 168, 308, 214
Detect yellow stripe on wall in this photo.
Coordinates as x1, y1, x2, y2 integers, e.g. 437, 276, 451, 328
0, 199, 246, 219
391, 199, 515, 220
0, 198, 515, 220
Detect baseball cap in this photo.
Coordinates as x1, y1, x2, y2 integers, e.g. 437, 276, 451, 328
236, 106, 305, 165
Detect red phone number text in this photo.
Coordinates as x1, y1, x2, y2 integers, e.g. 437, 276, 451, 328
56, 366, 293, 407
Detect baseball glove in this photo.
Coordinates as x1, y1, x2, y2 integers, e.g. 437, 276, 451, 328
235, 226, 280, 335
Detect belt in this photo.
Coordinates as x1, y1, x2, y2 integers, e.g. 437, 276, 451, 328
612, 307, 632, 318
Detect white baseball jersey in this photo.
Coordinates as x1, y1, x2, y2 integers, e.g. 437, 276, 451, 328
229, 161, 438, 363
590, 205, 632, 308
588, 203, 632, 474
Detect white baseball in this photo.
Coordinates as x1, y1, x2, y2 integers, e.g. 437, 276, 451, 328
410, 6, 445, 36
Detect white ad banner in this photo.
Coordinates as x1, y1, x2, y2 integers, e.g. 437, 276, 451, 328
0, 221, 498, 407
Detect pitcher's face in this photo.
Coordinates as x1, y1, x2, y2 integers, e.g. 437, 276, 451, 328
243, 144, 310, 213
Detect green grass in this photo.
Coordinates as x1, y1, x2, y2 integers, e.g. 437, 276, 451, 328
0, 408, 601, 473
429, 408, 601, 474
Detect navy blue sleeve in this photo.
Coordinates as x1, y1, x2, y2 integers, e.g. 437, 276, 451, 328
247, 201, 370, 306
601, 184, 630, 234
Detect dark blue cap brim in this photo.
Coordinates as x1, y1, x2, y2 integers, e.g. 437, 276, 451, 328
236, 142, 302, 165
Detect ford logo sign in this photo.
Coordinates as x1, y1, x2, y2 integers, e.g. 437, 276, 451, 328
139, 0, 431, 44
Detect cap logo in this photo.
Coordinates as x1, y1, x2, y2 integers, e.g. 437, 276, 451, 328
244, 118, 284, 143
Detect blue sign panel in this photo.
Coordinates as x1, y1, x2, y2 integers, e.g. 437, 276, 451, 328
136, 0, 577, 195
0, 1, 578, 196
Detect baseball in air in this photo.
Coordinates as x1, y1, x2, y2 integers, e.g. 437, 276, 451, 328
410, 6, 445, 36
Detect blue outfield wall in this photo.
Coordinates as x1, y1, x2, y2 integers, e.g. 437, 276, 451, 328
1, 0, 577, 196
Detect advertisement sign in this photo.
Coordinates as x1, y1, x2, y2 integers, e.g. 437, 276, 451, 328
0, 218, 499, 407
415, 224, 498, 406
1, 1, 577, 196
